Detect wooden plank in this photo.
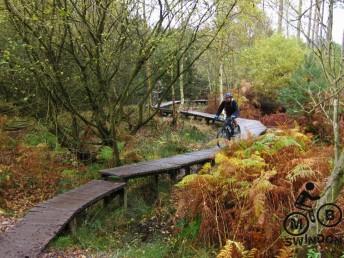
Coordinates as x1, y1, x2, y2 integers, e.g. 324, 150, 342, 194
180, 110, 267, 137
0, 180, 125, 258
101, 148, 218, 179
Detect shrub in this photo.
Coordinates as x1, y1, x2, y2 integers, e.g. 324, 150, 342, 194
260, 113, 296, 128
0, 130, 87, 215
173, 129, 333, 257
240, 34, 305, 100
278, 54, 328, 115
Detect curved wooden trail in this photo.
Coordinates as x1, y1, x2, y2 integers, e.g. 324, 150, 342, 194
0, 100, 266, 258
0, 181, 125, 258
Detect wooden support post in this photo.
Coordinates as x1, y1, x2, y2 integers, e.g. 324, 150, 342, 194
119, 187, 128, 211
211, 159, 215, 167
154, 174, 159, 199
185, 166, 191, 176
206, 119, 210, 125
68, 217, 78, 235
104, 192, 116, 207
170, 169, 177, 182
194, 163, 202, 173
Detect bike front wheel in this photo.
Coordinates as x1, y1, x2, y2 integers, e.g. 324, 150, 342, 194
232, 124, 241, 139
217, 127, 231, 148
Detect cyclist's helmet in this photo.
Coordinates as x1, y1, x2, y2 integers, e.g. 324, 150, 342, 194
224, 92, 233, 98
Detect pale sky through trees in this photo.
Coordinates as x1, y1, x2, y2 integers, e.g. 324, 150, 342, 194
264, 0, 343, 44
333, 7, 344, 44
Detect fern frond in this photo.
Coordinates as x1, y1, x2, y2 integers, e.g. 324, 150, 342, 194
243, 248, 257, 258
286, 163, 315, 182
275, 246, 294, 258
199, 162, 212, 175
217, 240, 258, 258
215, 152, 231, 164
253, 193, 266, 219
217, 240, 234, 258
176, 174, 198, 188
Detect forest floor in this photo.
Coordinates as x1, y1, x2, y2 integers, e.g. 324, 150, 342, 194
0, 112, 218, 257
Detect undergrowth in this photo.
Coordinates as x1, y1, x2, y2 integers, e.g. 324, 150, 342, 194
0, 116, 211, 216
174, 129, 337, 257
124, 119, 214, 162
49, 177, 215, 257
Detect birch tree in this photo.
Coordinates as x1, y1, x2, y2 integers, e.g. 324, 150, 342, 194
296, 0, 302, 40
277, 0, 284, 33
4, 0, 239, 165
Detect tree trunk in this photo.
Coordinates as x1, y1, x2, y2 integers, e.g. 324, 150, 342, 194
307, 0, 313, 45
146, 61, 153, 110
172, 83, 177, 126
278, 0, 284, 33
219, 61, 224, 102
298, 31, 344, 256
179, 58, 185, 106
207, 67, 212, 92
319, 0, 325, 41
327, 0, 334, 43
311, 0, 317, 46
111, 126, 121, 166
307, 149, 344, 235
297, 0, 302, 40
171, 67, 177, 127
314, 0, 321, 44
285, 0, 289, 37
333, 94, 340, 163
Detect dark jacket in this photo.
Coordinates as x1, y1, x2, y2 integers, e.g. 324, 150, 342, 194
216, 100, 239, 117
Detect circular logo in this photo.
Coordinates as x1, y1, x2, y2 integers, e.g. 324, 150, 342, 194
317, 203, 342, 228
283, 212, 309, 236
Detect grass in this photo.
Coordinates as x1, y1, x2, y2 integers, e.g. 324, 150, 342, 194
48, 176, 216, 257
2, 115, 218, 256
133, 120, 215, 161
46, 120, 217, 257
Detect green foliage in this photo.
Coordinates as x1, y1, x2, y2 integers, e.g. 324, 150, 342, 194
307, 248, 321, 258
121, 239, 170, 258
181, 127, 206, 142
278, 54, 329, 115
98, 146, 113, 161
241, 34, 305, 99
177, 217, 201, 240
137, 125, 209, 160
52, 236, 73, 250
242, 132, 304, 158
25, 130, 59, 149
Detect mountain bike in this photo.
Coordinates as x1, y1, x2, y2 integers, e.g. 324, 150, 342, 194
216, 116, 241, 148
283, 203, 342, 236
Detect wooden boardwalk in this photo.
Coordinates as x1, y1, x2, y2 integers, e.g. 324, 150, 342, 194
0, 99, 267, 258
101, 116, 266, 181
101, 148, 217, 180
0, 181, 125, 258
155, 99, 207, 108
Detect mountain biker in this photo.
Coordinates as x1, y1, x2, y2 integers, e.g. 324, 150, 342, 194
294, 182, 320, 222
214, 92, 239, 127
